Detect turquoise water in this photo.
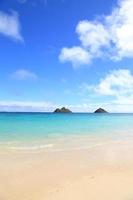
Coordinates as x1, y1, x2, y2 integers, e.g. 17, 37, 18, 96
0, 113, 133, 150
0, 112, 133, 139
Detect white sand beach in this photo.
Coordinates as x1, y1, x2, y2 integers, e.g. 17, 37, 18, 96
0, 137, 133, 200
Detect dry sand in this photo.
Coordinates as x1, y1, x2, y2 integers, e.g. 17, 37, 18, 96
0, 138, 133, 200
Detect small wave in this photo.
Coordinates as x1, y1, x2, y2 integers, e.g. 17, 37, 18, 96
48, 143, 104, 152
9, 144, 54, 151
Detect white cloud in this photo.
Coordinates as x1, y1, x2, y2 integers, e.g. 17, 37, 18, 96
10, 69, 38, 80
95, 69, 133, 97
92, 69, 133, 111
0, 11, 23, 41
59, 46, 91, 67
76, 20, 110, 54
59, 0, 133, 66
76, 69, 133, 112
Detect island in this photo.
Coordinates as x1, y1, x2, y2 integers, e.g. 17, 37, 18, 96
54, 107, 72, 113
94, 108, 108, 113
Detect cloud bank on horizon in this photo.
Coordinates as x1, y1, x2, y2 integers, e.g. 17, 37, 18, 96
0, 101, 55, 112
59, 0, 133, 67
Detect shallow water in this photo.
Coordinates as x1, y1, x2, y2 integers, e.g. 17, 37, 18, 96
0, 112, 133, 151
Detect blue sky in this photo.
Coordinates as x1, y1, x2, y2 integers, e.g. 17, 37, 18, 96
0, 0, 133, 112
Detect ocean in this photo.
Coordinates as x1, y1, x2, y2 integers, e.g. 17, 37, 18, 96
0, 112, 133, 151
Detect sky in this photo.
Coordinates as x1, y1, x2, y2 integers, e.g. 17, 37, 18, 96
0, 0, 133, 112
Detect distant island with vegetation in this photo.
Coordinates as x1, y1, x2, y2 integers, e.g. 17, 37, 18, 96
53, 107, 108, 113
94, 108, 108, 113
54, 107, 72, 113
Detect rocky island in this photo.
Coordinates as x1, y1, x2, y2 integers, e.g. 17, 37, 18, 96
94, 108, 108, 113
54, 107, 72, 113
